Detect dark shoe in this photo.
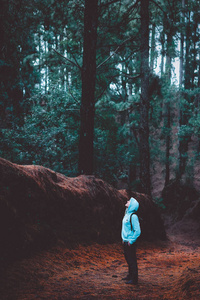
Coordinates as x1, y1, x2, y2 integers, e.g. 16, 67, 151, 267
125, 279, 138, 285
122, 275, 131, 281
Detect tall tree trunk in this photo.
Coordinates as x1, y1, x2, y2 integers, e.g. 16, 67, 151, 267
198, 50, 200, 87
45, 41, 48, 94
184, 8, 191, 90
160, 30, 165, 78
159, 29, 165, 120
177, 0, 185, 180
164, 33, 172, 186
78, 0, 98, 175
178, 3, 190, 178
150, 23, 156, 72
179, 0, 185, 88
191, 13, 198, 87
60, 32, 65, 90
139, 0, 151, 195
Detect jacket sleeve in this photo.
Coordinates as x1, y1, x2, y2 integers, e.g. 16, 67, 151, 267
129, 214, 141, 244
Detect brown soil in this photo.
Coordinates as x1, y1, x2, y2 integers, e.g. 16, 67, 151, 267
0, 157, 199, 299
0, 219, 199, 300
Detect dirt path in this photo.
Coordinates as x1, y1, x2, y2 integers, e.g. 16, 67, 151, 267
0, 224, 200, 300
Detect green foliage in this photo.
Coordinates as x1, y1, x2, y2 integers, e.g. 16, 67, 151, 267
189, 113, 200, 138
154, 197, 166, 210
94, 92, 140, 186
177, 125, 193, 142
0, 86, 80, 176
1, 0, 200, 192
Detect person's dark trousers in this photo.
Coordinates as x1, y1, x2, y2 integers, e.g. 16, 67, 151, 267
123, 242, 138, 283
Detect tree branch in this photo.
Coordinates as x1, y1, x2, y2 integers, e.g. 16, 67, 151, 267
132, 128, 139, 147
65, 45, 82, 71
66, 82, 80, 105
97, 37, 134, 69
120, 72, 140, 80
52, 49, 82, 71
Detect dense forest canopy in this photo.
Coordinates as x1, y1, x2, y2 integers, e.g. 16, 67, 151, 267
0, 0, 200, 197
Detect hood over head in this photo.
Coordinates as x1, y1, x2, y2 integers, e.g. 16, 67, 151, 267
127, 197, 139, 213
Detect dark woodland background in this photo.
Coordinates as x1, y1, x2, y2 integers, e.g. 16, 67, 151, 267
1, 0, 200, 236
0, 1, 200, 298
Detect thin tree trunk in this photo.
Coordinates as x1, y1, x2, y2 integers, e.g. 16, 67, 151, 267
178, 3, 190, 178
164, 32, 172, 186
60, 33, 65, 89
78, 0, 98, 175
45, 41, 48, 93
139, 0, 151, 195
179, 0, 184, 88
160, 30, 165, 78
191, 14, 198, 87
184, 8, 191, 90
165, 103, 170, 186
177, 0, 185, 180
150, 23, 156, 72
160, 29, 165, 120
198, 50, 200, 87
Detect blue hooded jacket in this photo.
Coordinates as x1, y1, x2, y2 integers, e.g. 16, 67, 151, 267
121, 197, 141, 244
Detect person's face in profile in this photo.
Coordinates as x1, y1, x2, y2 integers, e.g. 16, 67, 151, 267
125, 200, 130, 208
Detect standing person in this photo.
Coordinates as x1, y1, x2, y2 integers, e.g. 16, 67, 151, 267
121, 197, 141, 284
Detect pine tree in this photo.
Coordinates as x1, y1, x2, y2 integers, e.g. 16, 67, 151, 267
139, 0, 151, 195
78, 0, 98, 175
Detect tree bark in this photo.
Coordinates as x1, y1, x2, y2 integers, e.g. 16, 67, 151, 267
150, 23, 156, 72
164, 37, 172, 186
178, 2, 190, 178
198, 49, 200, 87
139, 0, 151, 195
179, 0, 185, 88
78, 0, 98, 175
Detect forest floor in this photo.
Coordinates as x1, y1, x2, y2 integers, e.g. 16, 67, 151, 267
0, 217, 200, 300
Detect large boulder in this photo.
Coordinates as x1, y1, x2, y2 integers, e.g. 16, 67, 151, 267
0, 158, 125, 261
0, 157, 166, 264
